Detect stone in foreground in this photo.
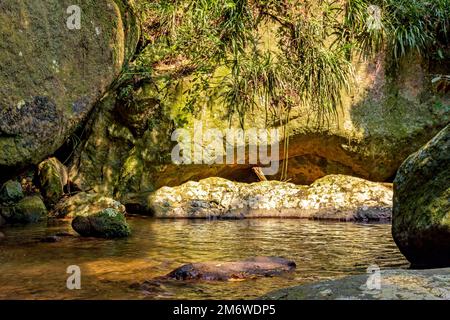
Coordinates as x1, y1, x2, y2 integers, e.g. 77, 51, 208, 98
262, 268, 450, 300
163, 257, 296, 281
148, 175, 392, 221
72, 208, 130, 239
392, 124, 450, 268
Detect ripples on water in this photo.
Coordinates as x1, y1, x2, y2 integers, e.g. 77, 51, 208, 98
0, 217, 408, 299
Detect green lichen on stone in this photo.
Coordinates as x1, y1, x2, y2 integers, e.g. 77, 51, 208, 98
38, 157, 68, 206
71, 208, 131, 238
0, 195, 47, 224
0, 180, 24, 204
393, 124, 450, 267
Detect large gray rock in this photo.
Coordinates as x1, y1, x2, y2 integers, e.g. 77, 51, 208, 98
148, 175, 393, 221
0, 0, 139, 170
392, 124, 450, 268
262, 268, 450, 300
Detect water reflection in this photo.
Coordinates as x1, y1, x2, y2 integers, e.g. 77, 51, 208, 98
0, 217, 408, 299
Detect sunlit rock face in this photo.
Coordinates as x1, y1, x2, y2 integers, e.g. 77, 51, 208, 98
147, 175, 392, 221
0, 0, 139, 171
69, 51, 449, 203
392, 124, 450, 268
51, 192, 126, 219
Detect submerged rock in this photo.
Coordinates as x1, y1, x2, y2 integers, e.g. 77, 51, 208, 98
0, 0, 140, 169
163, 257, 296, 281
38, 157, 68, 206
52, 192, 125, 219
262, 268, 450, 300
0, 180, 23, 205
72, 208, 131, 238
148, 175, 392, 221
392, 124, 450, 268
0, 195, 47, 224
40, 235, 62, 243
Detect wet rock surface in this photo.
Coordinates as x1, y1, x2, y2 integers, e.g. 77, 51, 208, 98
262, 268, 450, 300
153, 257, 296, 282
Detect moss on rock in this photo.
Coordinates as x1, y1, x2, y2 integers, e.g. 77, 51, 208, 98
71, 208, 131, 238
392, 124, 450, 268
0, 180, 24, 205
38, 157, 68, 206
0, 195, 47, 224
0, 0, 140, 169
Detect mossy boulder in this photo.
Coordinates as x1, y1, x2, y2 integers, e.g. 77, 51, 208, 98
0, 195, 47, 224
72, 208, 130, 238
0, 0, 140, 170
392, 124, 450, 268
38, 157, 68, 206
69, 52, 449, 205
52, 192, 125, 219
148, 175, 392, 221
0, 180, 23, 204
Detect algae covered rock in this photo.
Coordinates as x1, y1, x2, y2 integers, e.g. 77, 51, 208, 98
0, 195, 47, 224
0, 0, 140, 170
52, 192, 125, 219
0, 180, 23, 204
72, 208, 131, 238
392, 124, 450, 268
38, 157, 68, 206
148, 175, 392, 221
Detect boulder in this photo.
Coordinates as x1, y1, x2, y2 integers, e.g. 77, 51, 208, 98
0, 195, 47, 224
69, 52, 449, 204
0, 180, 23, 204
148, 175, 393, 221
161, 257, 296, 281
262, 268, 450, 300
392, 124, 450, 268
71, 208, 131, 238
38, 157, 68, 206
0, 0, 140, 170
52, 192, 125, 219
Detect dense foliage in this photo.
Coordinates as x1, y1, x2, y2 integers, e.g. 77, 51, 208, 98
118, 0, 447, 179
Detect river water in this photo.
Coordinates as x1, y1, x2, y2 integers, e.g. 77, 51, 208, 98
0, 217, 408, 299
